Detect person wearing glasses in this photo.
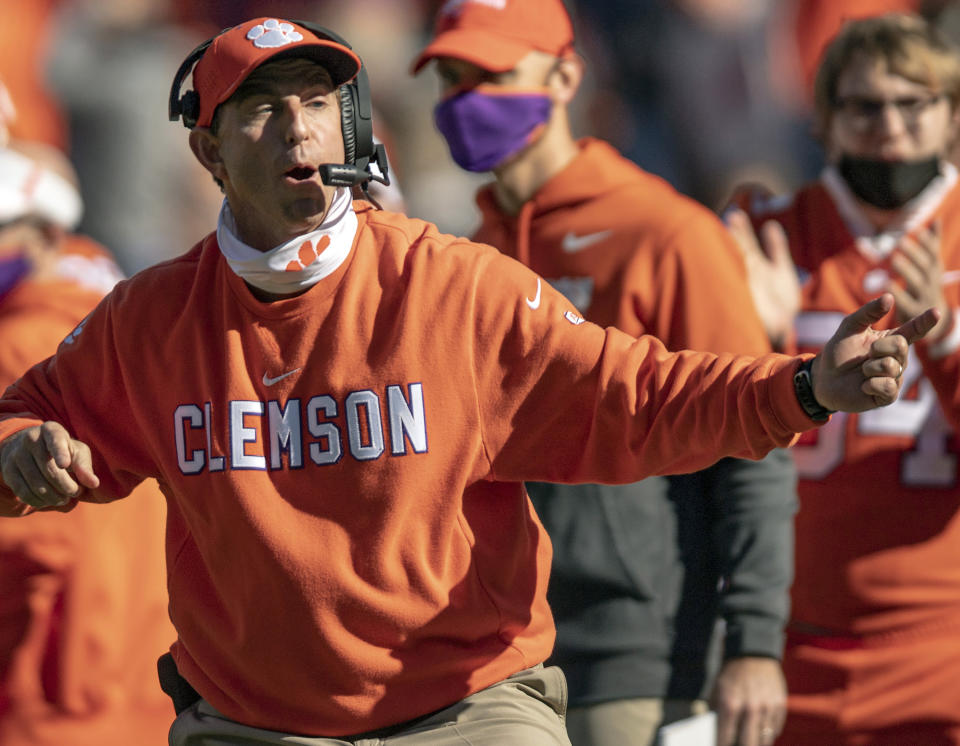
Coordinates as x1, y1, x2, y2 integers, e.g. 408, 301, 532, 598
727, 13, 960, 745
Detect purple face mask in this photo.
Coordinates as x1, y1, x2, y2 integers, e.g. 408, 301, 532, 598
0, 253, 30, 300
434, 85, 552, 172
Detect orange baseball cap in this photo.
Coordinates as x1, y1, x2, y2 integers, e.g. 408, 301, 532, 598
411, 0, 574, 75
192, 18, 362, 128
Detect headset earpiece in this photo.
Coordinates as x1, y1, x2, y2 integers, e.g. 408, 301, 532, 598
179, 91, 200, 130
169, 37, 216, 128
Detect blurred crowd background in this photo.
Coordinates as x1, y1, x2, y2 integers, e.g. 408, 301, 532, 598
3, 0, 959, 275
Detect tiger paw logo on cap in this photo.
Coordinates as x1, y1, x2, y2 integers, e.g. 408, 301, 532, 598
246, 19, 304, 49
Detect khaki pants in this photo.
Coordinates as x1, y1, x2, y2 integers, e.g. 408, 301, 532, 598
168, 665, 569, 746
565, 697, 709, 746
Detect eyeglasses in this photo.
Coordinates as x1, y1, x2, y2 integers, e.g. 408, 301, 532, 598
833, 93, 945, 130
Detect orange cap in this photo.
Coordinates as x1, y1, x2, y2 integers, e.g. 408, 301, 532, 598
192, 18, 362, 128
411, 0, 574, 75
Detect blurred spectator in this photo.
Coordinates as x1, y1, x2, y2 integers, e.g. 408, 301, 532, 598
0, 138, 174, 745
728, 13, 960, 744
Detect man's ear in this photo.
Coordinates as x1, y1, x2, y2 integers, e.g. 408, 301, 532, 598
550, 54, 584, 106
189, 128, 227, 185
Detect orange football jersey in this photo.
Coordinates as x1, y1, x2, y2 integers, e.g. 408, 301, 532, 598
0, 203, 811, 736
740, 173, 960, 638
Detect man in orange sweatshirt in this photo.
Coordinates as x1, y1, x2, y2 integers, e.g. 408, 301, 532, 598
0, 138, 174, 744
0, 16, 937, 746
413, 2, 797, 744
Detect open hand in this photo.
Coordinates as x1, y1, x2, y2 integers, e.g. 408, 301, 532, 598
0, 421, 99, 508
887, 221, 952, 342
812, 294, 940, 412
725, 208, 799, 349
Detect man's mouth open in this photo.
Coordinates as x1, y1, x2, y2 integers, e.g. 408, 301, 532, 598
285, 165, 317, 182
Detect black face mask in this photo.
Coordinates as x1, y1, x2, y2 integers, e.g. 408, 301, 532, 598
838, 155, 940, 210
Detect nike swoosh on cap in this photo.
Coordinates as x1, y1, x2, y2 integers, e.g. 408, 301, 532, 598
561, 230, 613, 253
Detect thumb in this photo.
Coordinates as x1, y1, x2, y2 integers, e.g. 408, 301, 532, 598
68, 441, 100, 490
838, 294, 894, 336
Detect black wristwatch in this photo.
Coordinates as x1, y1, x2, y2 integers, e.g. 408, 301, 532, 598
793, 358, 835, 422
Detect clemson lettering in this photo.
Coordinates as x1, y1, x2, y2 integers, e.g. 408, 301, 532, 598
174, 383, 428, 476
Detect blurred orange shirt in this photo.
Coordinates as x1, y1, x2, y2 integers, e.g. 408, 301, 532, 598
0, 0, 69, 150
0, 236, 174, 746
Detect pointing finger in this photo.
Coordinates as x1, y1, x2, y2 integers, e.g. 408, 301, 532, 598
892, 307, 941, 345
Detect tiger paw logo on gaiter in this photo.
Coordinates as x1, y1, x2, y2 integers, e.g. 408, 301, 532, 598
285, 236, 331, 272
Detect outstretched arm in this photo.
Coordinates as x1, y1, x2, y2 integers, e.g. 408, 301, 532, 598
0, 421, 99, 510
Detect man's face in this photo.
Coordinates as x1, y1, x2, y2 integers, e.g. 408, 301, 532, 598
827, 53, 956, 162
204, 57, 345, 250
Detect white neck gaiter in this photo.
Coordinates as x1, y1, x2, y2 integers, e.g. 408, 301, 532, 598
217, 187, 358, 294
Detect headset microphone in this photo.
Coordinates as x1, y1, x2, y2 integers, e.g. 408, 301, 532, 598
318, 143, 390, 187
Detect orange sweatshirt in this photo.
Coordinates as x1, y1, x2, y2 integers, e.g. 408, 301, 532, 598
739, 173, 960, 638
474, 138, 772, 355
0, 203, 813, 735
0, 236, 173, 746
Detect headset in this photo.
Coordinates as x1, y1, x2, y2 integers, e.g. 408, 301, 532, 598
168, 20, 389, 194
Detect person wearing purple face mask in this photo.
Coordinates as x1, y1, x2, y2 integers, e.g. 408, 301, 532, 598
431, 61, 557, 174
412, 2, 799, 746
